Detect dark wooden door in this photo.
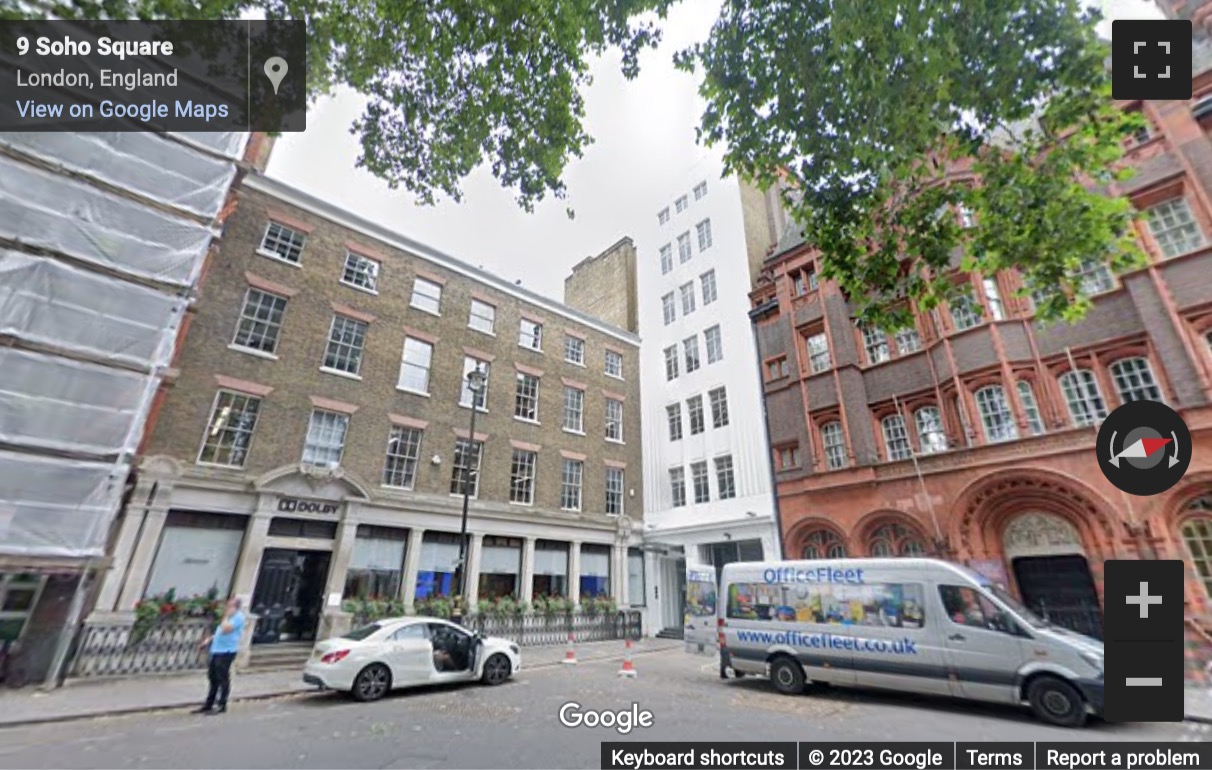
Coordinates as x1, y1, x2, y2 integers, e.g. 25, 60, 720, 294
251, 549, 298, 644
1012, 554, 1103, 639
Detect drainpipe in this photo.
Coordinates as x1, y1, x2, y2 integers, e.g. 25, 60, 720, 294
750, 301, 786, 559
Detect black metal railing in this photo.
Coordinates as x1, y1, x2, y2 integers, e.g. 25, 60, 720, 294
351, 610, 643, 646
70, 619, 211, 678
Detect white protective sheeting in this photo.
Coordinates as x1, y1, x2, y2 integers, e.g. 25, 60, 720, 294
0, 250, 183, 369
0, 132, 237, 219
171, 132, 248, 159
0, 348, 152, 456
0, 154, 213, 287
0, 450, 128, 557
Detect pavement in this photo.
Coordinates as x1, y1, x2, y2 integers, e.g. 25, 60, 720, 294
1186, 685, 1212, 723
0, 649, 1195, 770
0, 637, 682, 729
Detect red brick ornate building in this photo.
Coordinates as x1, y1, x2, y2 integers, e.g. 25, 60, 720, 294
748, 21, 1212, 673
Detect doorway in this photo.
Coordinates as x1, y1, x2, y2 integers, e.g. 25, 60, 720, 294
1012, 554, 1103, 639
251, 549, 331, 644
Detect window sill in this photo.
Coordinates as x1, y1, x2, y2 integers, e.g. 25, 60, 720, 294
469, 326, 496, 337
256, 248, 302, 267
410, 303, 442, 318
195, 459, 246, 470
565, 360, 586, 368
227, 344, 278, 361
508, 500, 534, 507
605, 373, 624, 381
458, 403, 489, 414
519, 343, 543, 354
606, 438, 625, 445
562, 428, 585, 436
514, 417, 541, 426
340, 280, 379, 296
320, 366, 363, 381
450, 493, 480, 500
381, 483, 416, 492
397, 386, 431, 398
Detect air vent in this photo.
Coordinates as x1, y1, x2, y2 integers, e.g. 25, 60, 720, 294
1192, 95, 1212, 119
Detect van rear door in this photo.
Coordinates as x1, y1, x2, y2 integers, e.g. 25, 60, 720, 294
684, 565, 718, 655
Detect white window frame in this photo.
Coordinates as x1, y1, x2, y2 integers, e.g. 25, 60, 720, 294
951, 295, 980, 331
605, 350, 623, 379
605, 467, 625, 515
341, 251, 380, 294
1016, 380, 1045, 436
383, 426, 423, 489
807, 333, 831, 373
658, 208, 670, 225
863, 326, 890, 365
881, 414, 911, 461
669, 467, 686, 508
680, 282, 696, 315
982, 277, 1005, 321
677, 232, 692, 262
975, 385, 1018, 443
687, 395, 705, 435
1146, 197, 1206, 259
675, 195, 688, 213
450, 439, 484, 498
468, 299, 496, 335
709, 386, 729, 428
605, 398, 624, 442
696, 219, 713, 251
458, 357, 490, 411
302, 409, 349, 468
664, 345, 679, 381
509, 449, 538, 505
701, 270, 718, 305
563, 386, 585, 433
693, 181, 707, 200
197, 390, 261, 467
1110, 356, 1163, 403
410, 277, 442, 315
322, 315, 368, 376
1074, 259, 1115, 295
560, 458, 584, 511
666, 403, 683, 441
821, 422, 846, 469
690, 461, 710, 504
659, 244, 673, 274
1059, 368, 1108, 427
258, 221, 306, 264
661, 293, 676, 326
914, 406, 947, 455
398, 337, 434, 395
519, 318, 543, 351
514, 372, 540, 422
715, 455, 737, 500
232, 288, 287, 356
683, 335, 701, 373
895, 327, 921, 355
564, 336, 585, 365
704, 325, 723, 364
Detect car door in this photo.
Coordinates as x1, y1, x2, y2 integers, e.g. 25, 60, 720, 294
428, 623, 475, 681
383, 622, 435, 687
938, 584, 1025, 704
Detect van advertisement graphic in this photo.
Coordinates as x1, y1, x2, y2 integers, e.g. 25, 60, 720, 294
727, 579, 925, 630
684, 566, 717, 655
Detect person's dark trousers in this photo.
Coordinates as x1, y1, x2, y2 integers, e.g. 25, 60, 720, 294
204, 652, 237, 711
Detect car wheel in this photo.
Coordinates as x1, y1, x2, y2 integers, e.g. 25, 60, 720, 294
351, 663, 391, 702
1027, 676, 1086, 728
769, 656, 805, 696
481, 653, 511, 686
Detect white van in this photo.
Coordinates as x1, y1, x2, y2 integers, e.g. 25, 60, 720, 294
717, 558, 1104, 727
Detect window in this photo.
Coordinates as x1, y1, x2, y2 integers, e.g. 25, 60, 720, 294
701, 270, 718, 305
669, 467, 686, 507
232, 289, 287, 354
509, 449, 537, 504
0, 573, 46, 644
606, 467, 624, 515
680, 282, 696, 314
1016, 381, 1045, 436
687, 395, 705, 435
915, 407, 947, 454
659, 244, 673, 274
863, 326, 890, 365
675, 195, 688, 213
198, 390, 261, 467
322, 315, 368, 375
563, 386, 584, 432
259, 221, 306, 263
805, 266, 819, 291
450, 438, 483, 496
1146, 198, 1205, 259
807, 333, 831, 373
661, 293, 676, 325
1180, 499, 1212, 596
383, 426, 423, 489
822, 422, 846, 469
696, 219, 713, 251
1110, 357, 1163, 403
1059, 369, 1108, 426
398, 337, 434, 394
951, 295, 980, 331
869, 523, 927, 557
564, 336, 585, 365
982, 278, 1005, 321
1074, 259, 1114, 295
302, 410, 349, 468
887, 326, 919, 357
560, 459, 583, 511
666, 404, 683, 441
975, 385, 1018, 443
704, 325, 723, 364
658, 208, 670, 225
683, 336, 701, 373
939, 585, 1016, 633
459, 357, 490, 411
793, 271, 807, 296
776, 445, 802, 470
882, 414, 911, 461
605, 399, 624, 442
343, 525, 410, 602
690, 461, 710, 503
715, 455, 736, 499
605, 350, 623, 378
469, 299, 496, 334
709, 386, 729, 428
341, 251, 380, 292
766, 356, 789, 380
410, 277, 442, 314
801, 530, 846, 559
693, 181, 707, 200
677, 232, 692, 262
519, 318, 543, 351
514, 372, 540, 422
664, 345, 680, 380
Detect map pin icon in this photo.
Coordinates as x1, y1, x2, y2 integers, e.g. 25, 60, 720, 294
264, 57, 288, 95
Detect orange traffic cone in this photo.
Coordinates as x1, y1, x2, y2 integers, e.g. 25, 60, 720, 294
617, 638, 637, 678
562, 632, 578, 664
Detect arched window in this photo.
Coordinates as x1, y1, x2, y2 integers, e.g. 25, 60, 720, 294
1180, 495, 1212, 597
914, 406, 947, 454
868, 523, 927, 557
801, 530, 846, 559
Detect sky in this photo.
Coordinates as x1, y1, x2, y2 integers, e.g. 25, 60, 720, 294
265, 0, 1165, 304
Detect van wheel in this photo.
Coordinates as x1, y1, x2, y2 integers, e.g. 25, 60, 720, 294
1027, 676, 1086, 728
769, 657, 806, 695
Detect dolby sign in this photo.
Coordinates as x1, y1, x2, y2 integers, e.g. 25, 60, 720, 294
277, 498, 338, 515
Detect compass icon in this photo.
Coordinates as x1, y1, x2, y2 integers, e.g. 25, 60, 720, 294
1097, 400, 1191, 496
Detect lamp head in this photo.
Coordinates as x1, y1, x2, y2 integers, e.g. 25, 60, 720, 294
466, 367, 487, 393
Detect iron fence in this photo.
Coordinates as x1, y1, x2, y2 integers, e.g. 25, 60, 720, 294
352, 610, 643, 646
70, 619, 211, 678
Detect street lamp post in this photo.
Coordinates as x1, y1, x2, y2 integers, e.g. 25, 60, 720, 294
450, 367, 487, 627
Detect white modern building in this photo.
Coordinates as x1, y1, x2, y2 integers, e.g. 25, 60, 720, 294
634, 153, 787, 636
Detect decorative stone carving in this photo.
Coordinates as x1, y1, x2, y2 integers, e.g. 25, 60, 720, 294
957, 473, 1113, 557
1002, 512, 1083, 558
252, 463, 372, 501
139, 455, 184, 479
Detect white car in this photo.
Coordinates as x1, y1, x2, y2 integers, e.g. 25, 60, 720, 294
303, 616, 520, 702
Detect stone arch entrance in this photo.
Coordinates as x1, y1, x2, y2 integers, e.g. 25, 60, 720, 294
1002, 512, 1102, 639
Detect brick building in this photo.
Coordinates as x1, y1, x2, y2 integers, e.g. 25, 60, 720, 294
88, 171, 645, 661
565, 237, 640, 333
748, 32, 1212, 670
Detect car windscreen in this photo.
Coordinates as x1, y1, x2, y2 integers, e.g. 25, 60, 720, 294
987, 585, 1048, 629
341, 623, 382, 641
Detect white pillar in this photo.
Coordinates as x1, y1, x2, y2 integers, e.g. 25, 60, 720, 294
115, 505, 169, 611
323, 510, 360, 605
520, 537, 536, 603
230, 512, 271, 604
619, 544, 630, 608
568, 541, 582, 604
401, 527, 426, 609
466, 533, 484, 605
91, 484, 153, 614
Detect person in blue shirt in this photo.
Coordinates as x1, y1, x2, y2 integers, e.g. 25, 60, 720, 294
194, 597, 246, 715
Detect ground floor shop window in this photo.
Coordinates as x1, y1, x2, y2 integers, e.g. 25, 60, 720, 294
580, 544, 611, 598
143, 511, 246, 600
344, 525, 408, 600
478, 536, 522, 599
416, 532, 460, 600
0, 573, 46, 642
627, 548, 645, 606
532, 540, 569, 597
704, 539, 763, 574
